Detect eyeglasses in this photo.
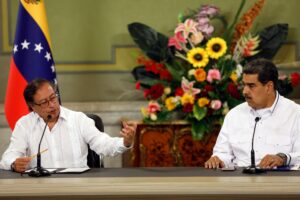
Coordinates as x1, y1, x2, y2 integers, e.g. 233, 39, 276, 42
33, 93, 59, 108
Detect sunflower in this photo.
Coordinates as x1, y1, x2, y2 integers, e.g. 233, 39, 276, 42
206, 37, 227, 59
187, 47, 209, 68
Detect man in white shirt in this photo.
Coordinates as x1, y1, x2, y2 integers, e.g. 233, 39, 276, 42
205, 58, 300, 169
0, 79, 137, 172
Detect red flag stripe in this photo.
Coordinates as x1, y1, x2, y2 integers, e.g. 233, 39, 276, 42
4, 58, 29, 129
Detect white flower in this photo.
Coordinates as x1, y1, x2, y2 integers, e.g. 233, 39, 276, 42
236, 64, 243, 78
188, 69, 196, 77
150, 113, 157, 121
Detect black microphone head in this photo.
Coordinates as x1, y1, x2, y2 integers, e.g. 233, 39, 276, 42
255, 117, 260, 122
47, 115, 52, 120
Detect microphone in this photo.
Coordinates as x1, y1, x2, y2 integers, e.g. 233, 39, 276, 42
243, 117, 265, 174
28, 115, 52, 177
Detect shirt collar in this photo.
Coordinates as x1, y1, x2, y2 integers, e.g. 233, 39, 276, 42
32, 106, 67, 124
249, 91, 280, 117
59, 106, 68, 121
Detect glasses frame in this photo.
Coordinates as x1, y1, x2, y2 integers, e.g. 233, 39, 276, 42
33, 93, 59, 108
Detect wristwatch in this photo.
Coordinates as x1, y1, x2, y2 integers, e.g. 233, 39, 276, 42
276, 153, 288, 166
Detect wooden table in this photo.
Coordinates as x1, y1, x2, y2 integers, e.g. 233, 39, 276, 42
1, 167, 300, 200
123, 121, 219, 167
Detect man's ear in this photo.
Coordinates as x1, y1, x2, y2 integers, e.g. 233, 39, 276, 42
267, 81, 274, 93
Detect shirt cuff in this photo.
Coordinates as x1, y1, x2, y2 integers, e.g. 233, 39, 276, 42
117, 138, 131, 153
212, 153, 233, 168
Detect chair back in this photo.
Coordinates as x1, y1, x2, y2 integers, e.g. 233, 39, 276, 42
86, 113, 104, 168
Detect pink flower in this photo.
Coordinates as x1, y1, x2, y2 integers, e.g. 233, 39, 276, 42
198, 23, 214, 37
207, 69, 221, 83
168, 32, 187, 50
147, 101, 161, 114
181, 77, 201, 96
175, 19, 198, 39
198, 17, 209, 25
199, 5, 219, 17
210, 100, 222, 110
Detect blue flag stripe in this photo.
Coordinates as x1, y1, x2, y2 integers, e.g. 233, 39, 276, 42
12, 3, 56, 83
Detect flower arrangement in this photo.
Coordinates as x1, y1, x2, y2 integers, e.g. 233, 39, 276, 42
128, 0, 300, 140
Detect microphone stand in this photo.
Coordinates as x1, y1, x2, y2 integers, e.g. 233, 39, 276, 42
28, 115, 51, 177
243, 117, 265, 174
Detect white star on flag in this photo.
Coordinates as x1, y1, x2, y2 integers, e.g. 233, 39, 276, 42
13, 45, 18, 53
34, 43, 43, 53
45, 51, 51, 61
21, 39, 30, 49
51, 65, 55, 73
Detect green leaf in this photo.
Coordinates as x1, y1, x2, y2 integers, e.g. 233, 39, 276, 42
164, 62, 185, 82
223, 0, 246, 44
139, 79, 165, 87
128, 22, 172, 62
191, 122, 206, 140
212, 15, 228, 30
217, 57, 236, 78
193, 105, 207, 121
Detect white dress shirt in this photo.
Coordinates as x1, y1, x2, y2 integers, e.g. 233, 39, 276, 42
213, 92, 300, 167
0, 106, 128, 170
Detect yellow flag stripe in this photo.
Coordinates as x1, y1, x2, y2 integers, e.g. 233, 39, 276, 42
20, 0, 52, 48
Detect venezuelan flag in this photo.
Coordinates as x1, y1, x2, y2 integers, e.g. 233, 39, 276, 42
5, 0, 57, 130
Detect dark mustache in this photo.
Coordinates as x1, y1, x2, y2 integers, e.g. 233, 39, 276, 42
244, 95, 251, 99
